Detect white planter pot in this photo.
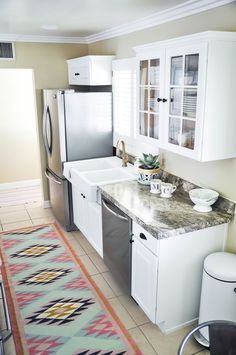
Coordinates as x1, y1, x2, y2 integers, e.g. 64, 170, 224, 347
138, 167, 161, 185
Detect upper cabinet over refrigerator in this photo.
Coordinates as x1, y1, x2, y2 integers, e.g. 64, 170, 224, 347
67, 55, 115, 86
134, 31, 236, 162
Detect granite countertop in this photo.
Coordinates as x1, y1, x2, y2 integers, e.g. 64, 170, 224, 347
100, 177, 235, 240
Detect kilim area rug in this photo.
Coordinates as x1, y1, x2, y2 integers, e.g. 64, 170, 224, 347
0, 223, 141, 355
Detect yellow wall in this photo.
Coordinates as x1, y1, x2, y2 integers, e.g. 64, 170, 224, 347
0, 69, 40, 183
0, 42, 88, 199
88, 3, 236, 58
88, 2, 236, 252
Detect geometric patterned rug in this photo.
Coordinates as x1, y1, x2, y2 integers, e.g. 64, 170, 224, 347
0, 223, 141, 354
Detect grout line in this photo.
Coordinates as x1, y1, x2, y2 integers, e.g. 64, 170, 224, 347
138, 325, 159, 354
2, 218, 32, 226
25, 205, 33, 223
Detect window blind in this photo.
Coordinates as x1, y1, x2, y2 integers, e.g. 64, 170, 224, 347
112, 58, 137, 142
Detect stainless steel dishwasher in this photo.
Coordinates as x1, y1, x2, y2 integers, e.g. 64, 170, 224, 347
102, 197, 132, 294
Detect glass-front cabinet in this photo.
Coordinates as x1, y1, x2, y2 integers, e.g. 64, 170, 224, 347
138, 53, 164, 142
135, 32, 236, 161
166, 52, 199, 152
136, 43, 205, 160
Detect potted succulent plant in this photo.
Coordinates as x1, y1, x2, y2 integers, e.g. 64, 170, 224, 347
138, 153, 161, 185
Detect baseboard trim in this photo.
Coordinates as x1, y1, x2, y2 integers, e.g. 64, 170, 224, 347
43, 200, 51, 208
158, 317, 198, 334
0, 179, 41, 190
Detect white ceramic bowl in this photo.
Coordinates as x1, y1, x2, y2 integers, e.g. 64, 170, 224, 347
189, 188, 219, 212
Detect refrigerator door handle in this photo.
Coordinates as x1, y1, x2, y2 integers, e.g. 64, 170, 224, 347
43, 105, 53, 155
45, 169, 62, 185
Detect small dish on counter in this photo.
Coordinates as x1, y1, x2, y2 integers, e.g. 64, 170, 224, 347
189, 188, 219, 212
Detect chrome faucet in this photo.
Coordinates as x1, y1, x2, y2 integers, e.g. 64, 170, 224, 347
116, 139, 128, 167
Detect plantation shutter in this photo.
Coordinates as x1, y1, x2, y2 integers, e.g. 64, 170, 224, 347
112, 58, 137, 145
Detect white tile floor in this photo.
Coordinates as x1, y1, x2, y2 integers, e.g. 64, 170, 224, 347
0, 201, 210, 355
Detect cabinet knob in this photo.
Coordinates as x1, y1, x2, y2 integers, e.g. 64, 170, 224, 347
139, 233, 147, 240
234, 288, 236, 293
74, 73, 80, 76
157, 98, 168, 103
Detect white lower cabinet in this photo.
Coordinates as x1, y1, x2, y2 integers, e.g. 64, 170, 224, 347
131, 234, 158, 322
72, 186, 88, 237
88, 202, 103, 257
131, 221, 228, 333
72, 186, 103, 257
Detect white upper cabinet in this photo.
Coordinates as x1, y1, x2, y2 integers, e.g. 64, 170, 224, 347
138, 49, 165, 144
134, 31, 236, 161
67, 55, 115, 86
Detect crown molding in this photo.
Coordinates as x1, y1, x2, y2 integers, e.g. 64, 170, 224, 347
133, 30, 236, 54
0, 0, 234, 45
0, 34, 87, 44
86, 0, 235, 43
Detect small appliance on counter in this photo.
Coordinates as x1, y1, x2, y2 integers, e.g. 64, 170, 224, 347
43, 89, 113, 230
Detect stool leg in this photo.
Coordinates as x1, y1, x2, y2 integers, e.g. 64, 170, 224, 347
0, 339, 5, 355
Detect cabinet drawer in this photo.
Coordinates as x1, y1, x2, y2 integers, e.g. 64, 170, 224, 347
132, 222, 159, 256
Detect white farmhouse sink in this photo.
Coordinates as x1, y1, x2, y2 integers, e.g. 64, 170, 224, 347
63, 156, 136, 203
80, 167, 135, 186
63, 156, 127, 178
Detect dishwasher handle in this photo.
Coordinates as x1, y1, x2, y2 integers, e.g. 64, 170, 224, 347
102, 200, 129, 222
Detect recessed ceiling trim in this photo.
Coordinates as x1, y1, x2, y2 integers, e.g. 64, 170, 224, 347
86, 0, 235, 43
0, 34, 87, 44
0, 0, 234, 45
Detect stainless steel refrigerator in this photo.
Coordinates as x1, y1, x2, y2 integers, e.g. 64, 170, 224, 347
43, 89, 113, 231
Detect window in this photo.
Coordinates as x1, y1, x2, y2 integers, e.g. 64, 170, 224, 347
112, 58, 137, 145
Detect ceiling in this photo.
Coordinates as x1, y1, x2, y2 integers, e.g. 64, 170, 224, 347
0, 0, 233, 42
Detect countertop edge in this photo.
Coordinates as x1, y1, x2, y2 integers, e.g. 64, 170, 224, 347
100, 188, 233, 240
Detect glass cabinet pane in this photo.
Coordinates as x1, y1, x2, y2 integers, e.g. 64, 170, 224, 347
181, 120, 195, 149
140, 60, 148, 85
140, 87, 148, 111
170, 56, 183, 86
150, 59, 160, 86
183, 89, 197, 118
139, 112, 148, 136
170, 88, 182, 116
168, 117, 180, 145
150, 114, 159, 139
149, 88, 159, 112
184, 54, 199, 86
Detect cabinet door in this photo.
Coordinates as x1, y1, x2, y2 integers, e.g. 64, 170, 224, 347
88, 202, 103, 257
131, 235, 158, 322
164, 44, 207, 159
68, 60, 90, 85
138, 50, 165, 144
72, 186, 88, 236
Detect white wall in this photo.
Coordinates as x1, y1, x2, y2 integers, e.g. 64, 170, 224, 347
0, 69, 41, 183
